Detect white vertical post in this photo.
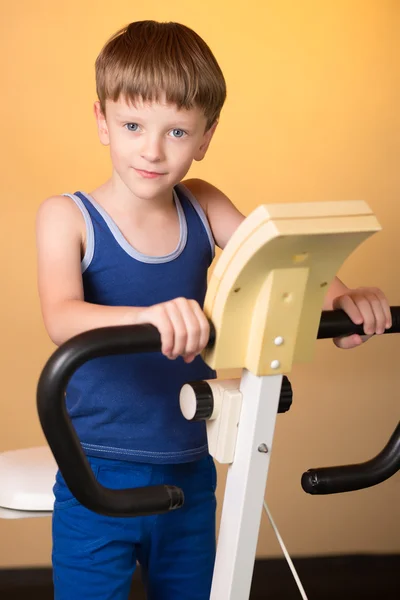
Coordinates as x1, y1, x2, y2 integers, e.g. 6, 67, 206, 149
210, 370, 283, 600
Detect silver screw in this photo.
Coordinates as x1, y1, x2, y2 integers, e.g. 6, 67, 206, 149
258, 443, 269, 453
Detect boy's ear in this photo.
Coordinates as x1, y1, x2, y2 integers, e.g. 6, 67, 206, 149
94, 101, 110, 146
194, 121, 219, 161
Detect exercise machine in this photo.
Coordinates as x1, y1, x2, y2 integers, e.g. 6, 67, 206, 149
2, 200, 400, 598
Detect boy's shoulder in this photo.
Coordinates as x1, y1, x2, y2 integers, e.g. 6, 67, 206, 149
36, 194, 86, 240
182, 179, 245, 249
38, 193, 83, 214
182, 178, 234, 215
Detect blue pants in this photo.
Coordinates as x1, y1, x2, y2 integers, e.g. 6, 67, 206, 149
52, 454, 217, 600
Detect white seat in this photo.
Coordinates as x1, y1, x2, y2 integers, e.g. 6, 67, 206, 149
0, 446, 57, 519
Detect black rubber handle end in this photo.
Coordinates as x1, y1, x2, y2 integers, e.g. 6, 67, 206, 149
166, 485, 185, 510
301, 470, 320, 494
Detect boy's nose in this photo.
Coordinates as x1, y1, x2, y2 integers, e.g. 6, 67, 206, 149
140, 136, 164, 163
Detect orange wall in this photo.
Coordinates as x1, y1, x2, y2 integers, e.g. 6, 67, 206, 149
0, 0, 399, 567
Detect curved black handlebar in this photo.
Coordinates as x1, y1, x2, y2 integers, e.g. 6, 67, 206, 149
37, 308, 400, 515
36, 324, 207, 517
304, 306, 400, 495
301, 422, 400, 494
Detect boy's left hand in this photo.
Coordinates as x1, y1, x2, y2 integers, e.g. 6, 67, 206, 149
332, 287, 392, 349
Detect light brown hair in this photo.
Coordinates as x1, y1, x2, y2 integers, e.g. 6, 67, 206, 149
95, 21, 227, 130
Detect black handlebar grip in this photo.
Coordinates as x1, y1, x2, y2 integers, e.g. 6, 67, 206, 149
318, 307, 400, 339
306, 307, 400, 495
302, 422, 400, 494
37, 323, 216, 517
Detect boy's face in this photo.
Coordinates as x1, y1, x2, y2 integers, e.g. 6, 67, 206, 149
94, 96, 217, 201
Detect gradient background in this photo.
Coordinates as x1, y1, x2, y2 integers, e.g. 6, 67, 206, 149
1, 0, 399, 567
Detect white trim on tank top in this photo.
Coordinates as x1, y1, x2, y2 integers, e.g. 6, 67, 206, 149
63, 186, 215, 272
62, 193, 95, 273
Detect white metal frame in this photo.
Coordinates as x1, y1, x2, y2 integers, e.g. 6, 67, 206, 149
210, 371, 283, 600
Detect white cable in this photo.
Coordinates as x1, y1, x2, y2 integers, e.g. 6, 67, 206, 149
263, 501, 309, 600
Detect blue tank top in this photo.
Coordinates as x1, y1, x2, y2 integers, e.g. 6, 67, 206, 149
64, 184, 216, 464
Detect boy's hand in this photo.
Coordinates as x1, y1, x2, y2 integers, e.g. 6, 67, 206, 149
332, 287, 392, 349
136, 298, 210, 363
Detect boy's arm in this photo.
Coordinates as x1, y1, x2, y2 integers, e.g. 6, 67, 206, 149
36, 196, 146, 346
183, 179, 391, 347
36, 196, 209, 362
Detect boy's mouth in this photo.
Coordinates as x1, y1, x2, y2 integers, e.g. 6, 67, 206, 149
134, 168, 166, 179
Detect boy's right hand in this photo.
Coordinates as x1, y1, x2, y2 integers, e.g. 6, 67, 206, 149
136, 298, 210, 363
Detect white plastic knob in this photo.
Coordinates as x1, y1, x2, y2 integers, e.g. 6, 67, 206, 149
180, 384, 198, 420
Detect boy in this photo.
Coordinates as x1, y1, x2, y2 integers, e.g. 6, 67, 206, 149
36, 20, 391, 600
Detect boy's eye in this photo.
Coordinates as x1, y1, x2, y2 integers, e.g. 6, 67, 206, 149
125, 123, 139, 132
170, 129, 186, 138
